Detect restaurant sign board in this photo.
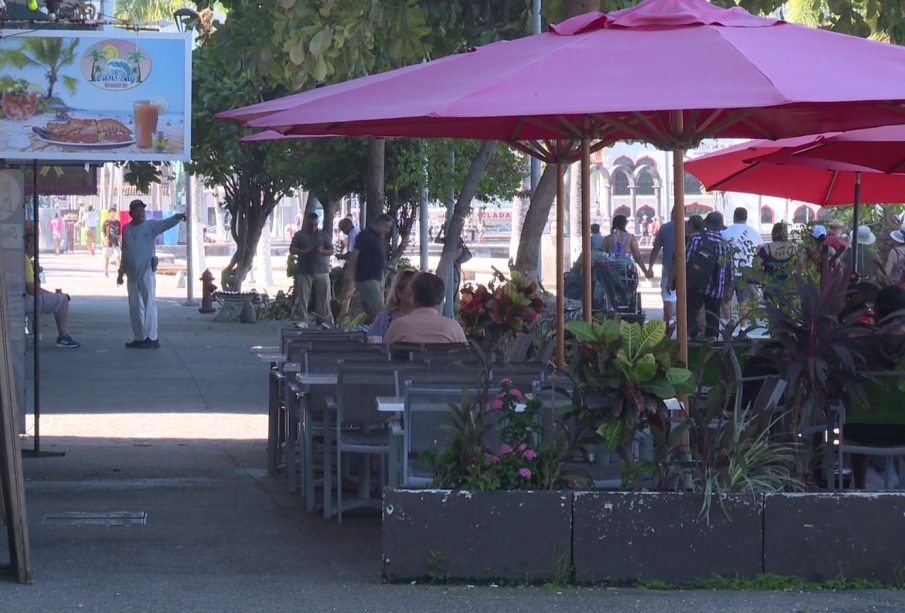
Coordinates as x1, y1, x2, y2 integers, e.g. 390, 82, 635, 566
0, 30, 190, 162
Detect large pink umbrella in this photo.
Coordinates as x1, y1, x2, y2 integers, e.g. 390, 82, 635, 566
222, 0, 905, 366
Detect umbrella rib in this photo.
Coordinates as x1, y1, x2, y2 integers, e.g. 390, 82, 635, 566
599, 113, 658, 145
823, 171, 839, 206
694, 109, 724, 135
735, 116, 777, 140
556, 117, 585, 139
521, 117, 573, 139
507, 140, 554, 163
707, 159, 763, 191
629, 112, 670, 147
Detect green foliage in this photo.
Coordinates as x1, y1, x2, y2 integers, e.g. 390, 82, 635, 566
119, 162, 162, 194
566, 317, 694, 488
786, 0, 905, 44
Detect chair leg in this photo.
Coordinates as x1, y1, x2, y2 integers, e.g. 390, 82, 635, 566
323, 427, 333, 520
336, 439, 343, 524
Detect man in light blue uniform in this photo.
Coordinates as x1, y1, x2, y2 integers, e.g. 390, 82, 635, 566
117, 199, 186, 348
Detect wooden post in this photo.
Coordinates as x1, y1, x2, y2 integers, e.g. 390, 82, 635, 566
0, 255, 32, 583
581, 138, 592, 323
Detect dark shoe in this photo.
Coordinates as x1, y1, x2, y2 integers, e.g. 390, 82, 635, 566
55, 335, 80, 349
141, 338, 160, 349
125, 339, 144, 348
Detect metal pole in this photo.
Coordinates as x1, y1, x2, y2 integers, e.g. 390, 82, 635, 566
183, 173, 197, 306
31, 161, 40, 454
419, 149, 429, 272
851, 172, 862, 276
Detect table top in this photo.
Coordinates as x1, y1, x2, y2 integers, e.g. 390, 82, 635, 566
376, 396, 404, 412
256, 353, 286, 363
297, 372, 338, 385
250, 345, 280, 354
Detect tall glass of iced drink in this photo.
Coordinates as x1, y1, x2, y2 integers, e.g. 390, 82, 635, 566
133, 100, 159, 148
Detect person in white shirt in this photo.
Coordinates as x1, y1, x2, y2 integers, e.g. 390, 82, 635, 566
116, 199, 186, 349
720, 207, 763, 326
84, 205, 98, 256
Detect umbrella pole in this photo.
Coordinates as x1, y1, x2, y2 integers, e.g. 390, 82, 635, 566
672, 150, 688, 367
556, 163, 565, 370
851, 171, 861, 276
581, 138, 592, 323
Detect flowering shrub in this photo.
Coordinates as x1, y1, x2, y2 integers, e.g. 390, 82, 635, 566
457, 270, 545, 353
421, 379, 584, 491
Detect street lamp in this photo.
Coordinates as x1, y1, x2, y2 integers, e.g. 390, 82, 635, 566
173, 7, 198, 32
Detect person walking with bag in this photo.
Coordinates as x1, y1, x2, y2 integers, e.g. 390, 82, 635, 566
116, 199, 186, 349
686, 212, 732, 339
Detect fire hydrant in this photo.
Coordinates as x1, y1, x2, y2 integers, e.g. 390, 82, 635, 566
199, 269, 217, 313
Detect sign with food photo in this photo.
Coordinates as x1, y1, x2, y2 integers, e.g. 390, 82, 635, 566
0, 30, 190, 161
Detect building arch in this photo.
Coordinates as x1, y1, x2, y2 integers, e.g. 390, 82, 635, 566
760, 206, 775, 225
611, 165, 633, 196
613, 205, 631, 219
685, 202, 713, 216
634, 165, 660, 196
793, 205, 815, 224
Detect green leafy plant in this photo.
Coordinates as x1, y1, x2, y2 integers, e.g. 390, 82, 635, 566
566, 317, 695, 487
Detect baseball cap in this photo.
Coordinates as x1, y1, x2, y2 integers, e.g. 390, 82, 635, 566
129, 199, 147, 212
811, 224, 827, 240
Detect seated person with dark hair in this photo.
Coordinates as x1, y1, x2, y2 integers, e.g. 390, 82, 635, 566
382, 272, 467, 345
846, 284, 905, 489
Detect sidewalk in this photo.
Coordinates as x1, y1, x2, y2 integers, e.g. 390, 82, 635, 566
3, 252, 903, 611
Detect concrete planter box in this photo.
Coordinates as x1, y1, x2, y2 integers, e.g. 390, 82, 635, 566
573, 491, 764, 584
764, 492, 905, 583
382, 489, 572, 582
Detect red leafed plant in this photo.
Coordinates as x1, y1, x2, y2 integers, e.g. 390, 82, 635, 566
457, 269, 545, 354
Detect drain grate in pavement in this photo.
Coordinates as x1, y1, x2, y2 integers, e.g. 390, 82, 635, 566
43, 511, 148, 527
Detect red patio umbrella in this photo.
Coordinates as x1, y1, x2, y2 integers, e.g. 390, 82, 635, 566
221, 0, 905, 367
686, 131, 905, 270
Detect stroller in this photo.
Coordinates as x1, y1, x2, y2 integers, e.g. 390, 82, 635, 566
563, 252, 645, 323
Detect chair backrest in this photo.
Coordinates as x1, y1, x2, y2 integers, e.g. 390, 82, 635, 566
403, 385, 480, 457
750, 376, 787, 417
504, 333, 534, 362
279, 328, 364, 353
304, 346, 388, 374
336, 365, 398, 425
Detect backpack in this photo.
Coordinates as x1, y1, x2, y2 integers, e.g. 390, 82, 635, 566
687, 239, 720, 291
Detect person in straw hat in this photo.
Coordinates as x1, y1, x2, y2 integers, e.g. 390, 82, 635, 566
884, 227, 905, 288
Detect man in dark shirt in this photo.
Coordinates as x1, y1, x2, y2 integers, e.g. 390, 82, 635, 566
290, 213, 334, 325
686, 212, 732, 339
354, 213, 393, 323
102, 208, 121, 278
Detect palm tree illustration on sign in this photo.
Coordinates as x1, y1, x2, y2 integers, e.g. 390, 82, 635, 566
127, 48, 147, 83
0, 38, 79, 101
87, 47, 106, 82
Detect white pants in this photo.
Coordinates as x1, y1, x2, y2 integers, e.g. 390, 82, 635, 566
127, 267, 158, 341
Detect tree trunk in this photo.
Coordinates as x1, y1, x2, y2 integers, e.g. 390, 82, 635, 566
366, 137, 385, 226
436, 141, 497, 287
304, 191, 320, 217
513, 164, 557, 280
323, 197, 340, 235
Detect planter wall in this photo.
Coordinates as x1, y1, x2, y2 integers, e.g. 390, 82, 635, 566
764, 492, 905, 583
382, 489, 571, 582
572, 491, 764, 583
383, 489, 905, 585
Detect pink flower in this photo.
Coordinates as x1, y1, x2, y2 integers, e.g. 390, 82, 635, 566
517, 442, 528, 453
510, 388, 523, 400
499, 378, 513, 388
489, 396, 503, 411
522, 449, 537, 460
518, 468, 532, 479
487, 454, 500, 465
499, 443, 513, 455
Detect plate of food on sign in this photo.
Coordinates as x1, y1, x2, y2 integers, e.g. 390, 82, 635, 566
33, 117, 134, 148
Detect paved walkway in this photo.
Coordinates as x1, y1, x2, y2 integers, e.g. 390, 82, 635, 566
3, 251, 903, 611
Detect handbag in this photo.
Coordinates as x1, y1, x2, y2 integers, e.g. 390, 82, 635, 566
286, 253, 299, 277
